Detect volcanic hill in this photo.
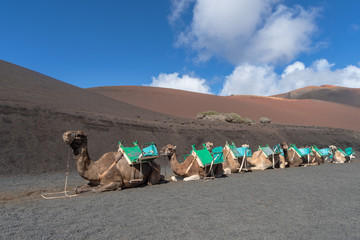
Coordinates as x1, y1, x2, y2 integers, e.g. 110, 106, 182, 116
273, 85, 360, 108
1, 60, 359, 175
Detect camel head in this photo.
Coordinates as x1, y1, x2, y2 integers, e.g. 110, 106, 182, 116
205, 142, 214, 151
160, 144, 177, 157
329, 145, 337, 151
280, 142, 289, 150
63, 130, 87, 145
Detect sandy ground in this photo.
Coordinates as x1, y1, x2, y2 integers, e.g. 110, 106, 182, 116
1, 162, 359, 239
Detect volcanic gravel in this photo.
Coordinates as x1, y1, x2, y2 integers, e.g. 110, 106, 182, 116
1, 162, 359, 239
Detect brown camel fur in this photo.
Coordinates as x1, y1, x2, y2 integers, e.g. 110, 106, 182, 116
329, 145, 348, 163
204, 142, 226, 177
310, 151, 325, 165
222, 147, 240, 174
281, 142, 304, 167
63, 130, 161, 193
221, 144, 252, 174
247, 147, 286, 171
305, 146, 324, 165
281, 143, 323, 167
160, 144, 223, 181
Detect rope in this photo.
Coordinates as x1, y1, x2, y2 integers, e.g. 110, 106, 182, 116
130, 156, 144, 183
98, 152, 123, 180
185, 156, 196, 175
238, 150, 246, 172
41, 149, 78, 200
291, 150, 296, 162
224, 146, 235, 172
204, 155, 218, 177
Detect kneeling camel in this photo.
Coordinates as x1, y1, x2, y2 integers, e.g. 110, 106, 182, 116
160, 143, 224, 181
63, 130, 161, 193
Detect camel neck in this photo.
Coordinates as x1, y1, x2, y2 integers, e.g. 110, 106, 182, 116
169, 151, 183, 176
74, 144, 98, 181
283, 149, 289, 161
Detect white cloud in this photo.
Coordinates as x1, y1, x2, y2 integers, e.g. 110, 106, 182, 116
311, 58, 334, 71
220, 64, 277, 96
248, 4, 318, 64
282, 61, 305, 78
168, 0, 195, 28
173, 0, 319, 65
167, 1, 360, 96
147, 72, 211, 94
220, 59, 360, 96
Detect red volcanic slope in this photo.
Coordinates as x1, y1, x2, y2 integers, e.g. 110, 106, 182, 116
89, 86, 360, 132
274, 85, 360, 108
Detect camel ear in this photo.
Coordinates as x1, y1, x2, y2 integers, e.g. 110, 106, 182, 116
173, 146, 177, 150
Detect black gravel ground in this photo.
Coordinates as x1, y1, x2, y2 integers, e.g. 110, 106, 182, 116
1, 162, 359, 239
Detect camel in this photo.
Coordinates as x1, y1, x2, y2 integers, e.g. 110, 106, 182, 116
222, 147, 240, 174
222, 143, 253, 174
281, 142, 319, 167
281, 142, 303, 167
309, 150, 325, 165
329, 145, 349, 163
160, 143, 224, 181
303, 146, 324, 165
63, 130, 161, 193
282, 143, 324, 167
204, 142, 227, 176
247, 145, 286, 170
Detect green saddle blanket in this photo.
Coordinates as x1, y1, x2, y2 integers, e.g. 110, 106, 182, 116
312, 146, 330, 157
259, 145, 274, 157
192, 144, 224, 167
225, 142, 241, 158
118, 141, 159, 165
290, 144, 310, 157
225, 141, 252, 157
212, 146, 224, 163
338, 147, 354, 157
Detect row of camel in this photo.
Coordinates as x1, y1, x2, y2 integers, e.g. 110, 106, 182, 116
63, 130, 352, 194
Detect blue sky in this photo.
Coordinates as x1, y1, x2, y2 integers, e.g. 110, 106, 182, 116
1, 0, 360, 96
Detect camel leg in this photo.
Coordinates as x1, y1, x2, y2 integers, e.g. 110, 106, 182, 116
147, 163, 161, 186
75, 183, 93, 194
183, 175, 200, 181
170, 175, 184, 181
76, 183, 119, 194
223, 168, 232, 175
92, 182, 122, 193
214, 164, 225, 177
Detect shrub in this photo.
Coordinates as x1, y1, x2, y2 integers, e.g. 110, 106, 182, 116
244, 117, 256, 125
196, 111, 255, 125
223, 113, 244, 123
196, 111, 219, 119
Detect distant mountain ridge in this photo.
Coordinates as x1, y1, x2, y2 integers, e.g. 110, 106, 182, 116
273, 85, 360, 108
